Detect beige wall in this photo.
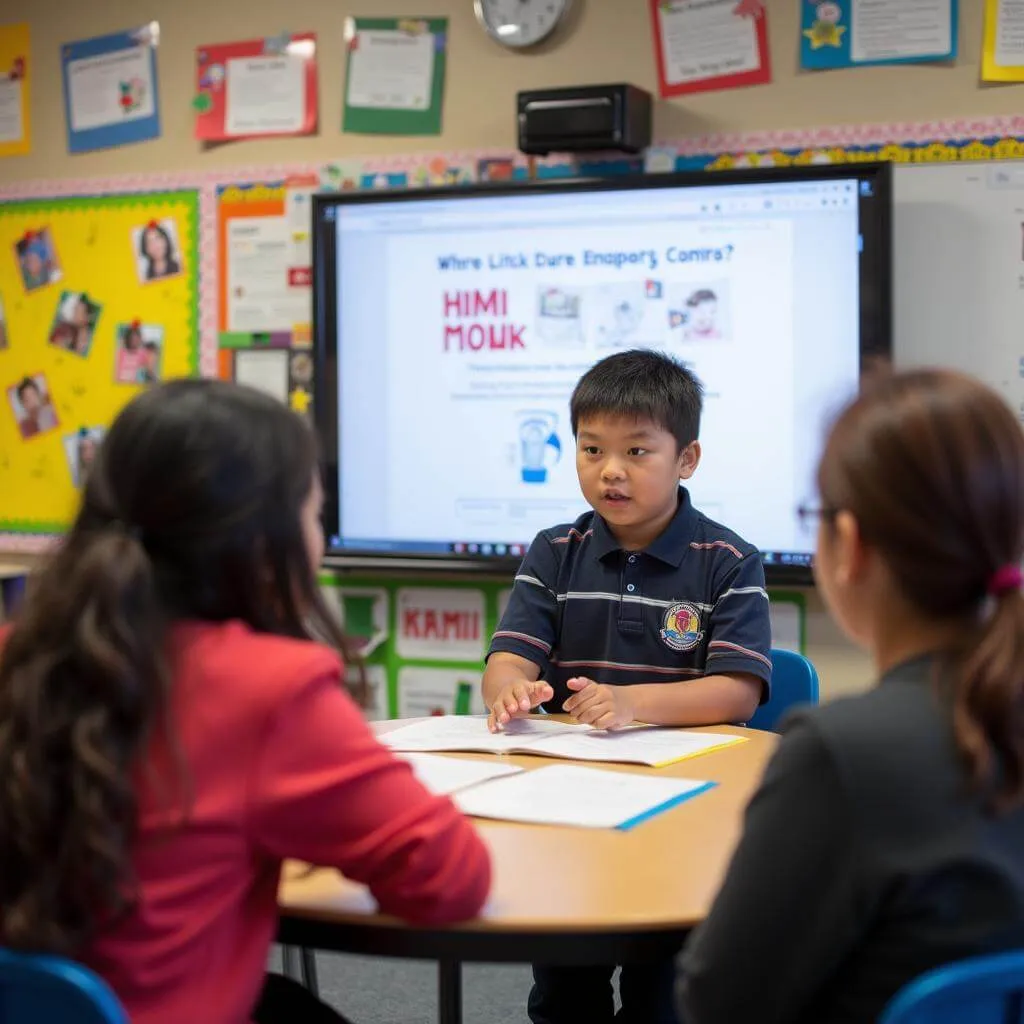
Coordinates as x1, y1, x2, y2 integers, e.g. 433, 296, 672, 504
3, 0, 1015, 697
0, 0, 1020, 183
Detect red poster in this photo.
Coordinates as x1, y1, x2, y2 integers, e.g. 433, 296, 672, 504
650, 0, 770, 98
194, 33, 317, 142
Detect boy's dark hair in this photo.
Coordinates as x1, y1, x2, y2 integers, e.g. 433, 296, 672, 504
0, 379, 355, 955
15, 377, 39, 401
687, 289, 717, 307
143, 340, 159, 352
570, 349, 703, 450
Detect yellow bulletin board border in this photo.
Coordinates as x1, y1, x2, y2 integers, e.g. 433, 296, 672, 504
0, 190, 199, 535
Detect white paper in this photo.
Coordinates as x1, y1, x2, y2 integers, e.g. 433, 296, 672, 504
233, 349, 289, 404
656, 0, 759, 87
455, 764, 711, 829
0, 78, 23, 144
397, 752, 523, 796
397, 666, 487, 719
226, 54, 305, 137
851, 0, 952, 63
527, 728, 744, 767
67, 45, 154, 132
994, 0, 1024, 67
380, 715, 745, 767
347, 29, 434, 111
396, 587, 486, 660
380, 714, 580, 754
226, 216, 310, 333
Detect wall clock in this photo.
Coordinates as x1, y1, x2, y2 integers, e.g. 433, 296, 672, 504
474, 0, 572, 49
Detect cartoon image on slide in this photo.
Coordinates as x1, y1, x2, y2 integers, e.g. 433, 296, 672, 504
667, 281, 732, 343
536, 286, 583, 346
582, 281, 667, 349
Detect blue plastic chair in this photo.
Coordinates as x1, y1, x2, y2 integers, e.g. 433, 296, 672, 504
0, 948, 127, 1023
746, 648, 820, 732
879, 949, 1024, 1024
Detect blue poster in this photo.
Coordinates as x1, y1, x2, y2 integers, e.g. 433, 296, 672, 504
801, 0, 957, 71
61, 23, 161, 153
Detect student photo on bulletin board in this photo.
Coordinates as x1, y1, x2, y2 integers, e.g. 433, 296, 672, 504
115, 322, 163, 384
0, 295, 8, 351
8, 374, 59, 440
14, 228, 62, 292
48, 291, 101, 357
63, 426, 105, 488
132, 219, 181, 283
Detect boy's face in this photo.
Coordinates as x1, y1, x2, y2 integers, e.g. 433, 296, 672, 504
575, 414, 700, 549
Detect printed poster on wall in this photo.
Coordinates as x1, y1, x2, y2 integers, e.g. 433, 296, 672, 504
61, 23, 161, 153
801, 0, 957, 71
194, 33, 318, 142
0, 23, 31, 157
397, 665, 487, 718
649, 0, 770, 97
982, 0, 1024, 81
396, 587, 486, 661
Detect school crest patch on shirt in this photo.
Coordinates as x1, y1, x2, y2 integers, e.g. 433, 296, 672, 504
660, 602, 704, 652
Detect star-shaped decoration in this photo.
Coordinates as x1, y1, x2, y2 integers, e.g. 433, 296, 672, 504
289, 388, 312, 414
803, 21, 845, 48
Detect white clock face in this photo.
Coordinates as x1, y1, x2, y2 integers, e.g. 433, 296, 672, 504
475, 0, 571, 49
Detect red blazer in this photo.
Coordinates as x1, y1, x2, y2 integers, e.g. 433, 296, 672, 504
3, 621, 491, 1023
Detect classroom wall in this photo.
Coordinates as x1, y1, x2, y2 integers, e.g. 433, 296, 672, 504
3, 0, 1018, 699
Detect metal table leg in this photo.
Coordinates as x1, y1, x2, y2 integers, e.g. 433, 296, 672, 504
300, 947, 320, 997
438, 959, 463, 1024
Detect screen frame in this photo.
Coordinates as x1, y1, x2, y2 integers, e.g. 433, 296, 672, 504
312, 162, 893, 585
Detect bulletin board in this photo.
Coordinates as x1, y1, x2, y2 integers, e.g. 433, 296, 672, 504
0, 190, 199, 533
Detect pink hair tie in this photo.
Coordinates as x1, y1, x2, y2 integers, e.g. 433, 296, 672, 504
987, 564, 1023, 597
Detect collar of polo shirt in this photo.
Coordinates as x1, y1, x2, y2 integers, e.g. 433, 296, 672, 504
590, 487, 699, 567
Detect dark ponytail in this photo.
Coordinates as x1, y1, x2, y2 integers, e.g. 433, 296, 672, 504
0, 528, 168, 954
818, 369, 1024, 812
955, 589, 1024, 810
0, 379, 355, 953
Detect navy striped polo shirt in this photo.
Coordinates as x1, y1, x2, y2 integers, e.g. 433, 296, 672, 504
488, 488, 773, 714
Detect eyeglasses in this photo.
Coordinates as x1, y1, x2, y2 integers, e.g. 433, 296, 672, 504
795, 503, 840, 534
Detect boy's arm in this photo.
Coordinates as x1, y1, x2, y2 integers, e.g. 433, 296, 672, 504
564, 552, 771, 728
482, 535, 560, 708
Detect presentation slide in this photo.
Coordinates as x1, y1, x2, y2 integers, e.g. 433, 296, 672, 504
333, 179, 861, 560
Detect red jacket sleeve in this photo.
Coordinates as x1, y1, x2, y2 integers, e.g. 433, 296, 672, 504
247, 672, 491, 925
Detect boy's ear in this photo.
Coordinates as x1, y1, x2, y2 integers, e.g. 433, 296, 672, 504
678, 441, 701, 480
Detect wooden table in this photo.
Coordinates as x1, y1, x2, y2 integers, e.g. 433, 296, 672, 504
278, 720, 778, 1024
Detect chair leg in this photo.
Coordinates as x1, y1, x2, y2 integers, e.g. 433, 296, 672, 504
300, 947, 320, 997
281, 944, 301, 983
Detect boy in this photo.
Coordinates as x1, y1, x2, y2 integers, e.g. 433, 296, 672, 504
14, 378, 57, 440
482, 349, 772, 1024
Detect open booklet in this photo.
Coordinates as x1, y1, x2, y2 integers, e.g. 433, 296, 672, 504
455, 764, 715, 830
380, 715, 746, 768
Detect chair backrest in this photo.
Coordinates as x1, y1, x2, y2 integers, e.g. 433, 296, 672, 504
746, 648, 820, 732
0, 948, 126, 1024
879, 949, 1024, 1024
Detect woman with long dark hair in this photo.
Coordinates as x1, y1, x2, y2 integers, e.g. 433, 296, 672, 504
677, 369, 1024, 1024
0, 380, 490, 1024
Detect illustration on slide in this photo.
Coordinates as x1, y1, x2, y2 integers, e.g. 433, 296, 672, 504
668, 281, 731, 343
537, 287, 583, 345
583, 282, 660, 348
518, 411, 562, 484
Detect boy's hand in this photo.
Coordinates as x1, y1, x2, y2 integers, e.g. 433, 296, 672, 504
563, 677, 635, 730
487, 680, 554, 733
